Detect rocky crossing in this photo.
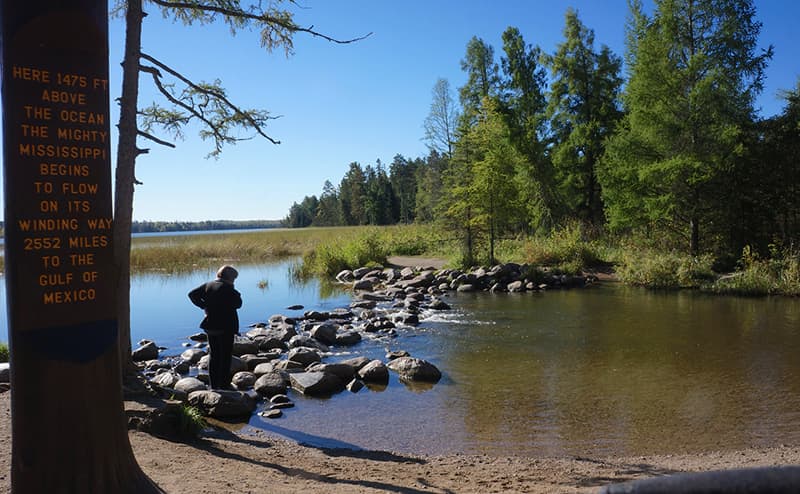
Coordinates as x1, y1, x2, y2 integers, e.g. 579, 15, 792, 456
131, 262, 594, 421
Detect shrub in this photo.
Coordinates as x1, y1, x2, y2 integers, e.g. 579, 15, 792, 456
711, 246, 800, 296
176, 404, 207, 440
0, 342, 8, 363
616, 250, 715, 289
522, 222, 604, 274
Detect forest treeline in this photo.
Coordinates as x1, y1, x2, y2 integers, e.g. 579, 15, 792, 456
131, 219, 281, 233
283, 0, 799, 269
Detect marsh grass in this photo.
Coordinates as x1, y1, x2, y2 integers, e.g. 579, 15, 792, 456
293, 223, 456, 279
130, 226, 365, 273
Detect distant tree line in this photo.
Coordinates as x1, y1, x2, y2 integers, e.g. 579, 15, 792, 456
284, 0, 799, 266
131, 219, 281, 233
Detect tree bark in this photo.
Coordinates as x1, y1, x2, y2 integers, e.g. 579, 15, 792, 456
114, 0, 144, 374
3, 0, 162, 491
690, 216, 700, 257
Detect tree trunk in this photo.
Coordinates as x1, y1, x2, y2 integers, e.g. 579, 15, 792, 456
2, 0, 161, 491
690, 216, 700, 257
114, 0, 144, 375
11, 349, 163, 493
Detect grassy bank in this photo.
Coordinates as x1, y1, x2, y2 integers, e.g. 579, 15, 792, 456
294, 224, 800, 297
129, 226, 369, 273
2, 224, 796, 297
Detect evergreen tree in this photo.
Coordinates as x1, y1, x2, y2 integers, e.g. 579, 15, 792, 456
459, 36, 501, 128
467, 98, 526, 263
389, 154, 419, 224
364, 161, 395, 225
546, 8, 623, 225
499, 26, 558, 231
283, 195, 318, 227
314, 180, 343, 226
600, 0, 772, 255
415, 151, 447, 223
339, 162, 368, 225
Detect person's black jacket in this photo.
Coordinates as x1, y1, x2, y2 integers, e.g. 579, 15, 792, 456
188, 280, 242, 335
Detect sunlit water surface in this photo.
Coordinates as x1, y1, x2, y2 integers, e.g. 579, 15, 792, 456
3, 260, 800, 457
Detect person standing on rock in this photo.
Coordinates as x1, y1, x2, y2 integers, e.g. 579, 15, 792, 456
188, 265, 242, 390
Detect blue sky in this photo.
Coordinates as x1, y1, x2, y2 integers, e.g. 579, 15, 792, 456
4, 1, 799, 222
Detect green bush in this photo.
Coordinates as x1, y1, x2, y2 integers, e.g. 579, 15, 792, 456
0, 342, 8, 363
521, 222, 604, 274
711, 247, 800, 296
296, 228, 390, 279
176, 404, 207, 440
616, 250, 715, 289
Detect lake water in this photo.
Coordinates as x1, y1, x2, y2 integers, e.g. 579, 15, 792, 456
2, 261, 800, 457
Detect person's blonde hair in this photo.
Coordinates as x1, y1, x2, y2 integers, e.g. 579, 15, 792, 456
216, 265, 238, 282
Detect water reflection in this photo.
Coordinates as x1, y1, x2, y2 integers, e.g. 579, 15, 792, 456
443, 287, 800, 456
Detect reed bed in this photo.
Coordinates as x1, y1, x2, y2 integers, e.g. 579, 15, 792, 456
129, 226, 366, 273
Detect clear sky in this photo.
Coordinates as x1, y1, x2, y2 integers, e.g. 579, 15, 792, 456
3, 1, 799, 222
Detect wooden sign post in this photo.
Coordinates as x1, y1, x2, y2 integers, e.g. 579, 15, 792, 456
1, 1, 160, 491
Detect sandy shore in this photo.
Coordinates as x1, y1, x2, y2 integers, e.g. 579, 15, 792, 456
2, 391, 799, 493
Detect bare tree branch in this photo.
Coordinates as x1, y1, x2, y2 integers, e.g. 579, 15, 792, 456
147, 0, 372, 45
137, 129, 177, 148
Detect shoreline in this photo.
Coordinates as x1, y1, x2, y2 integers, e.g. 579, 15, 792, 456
2, 392, 799, 493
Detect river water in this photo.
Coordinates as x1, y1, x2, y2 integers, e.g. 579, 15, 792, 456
2, 260, 800, 457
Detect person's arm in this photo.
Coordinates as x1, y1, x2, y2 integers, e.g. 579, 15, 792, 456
232, 288, 242, 309
188, 284, 207, 309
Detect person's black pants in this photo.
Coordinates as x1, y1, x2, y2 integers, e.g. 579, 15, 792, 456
207, 332, 234, 389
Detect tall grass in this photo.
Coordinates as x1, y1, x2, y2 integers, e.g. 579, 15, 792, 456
503, 222, 606, 274
710, 247, 800, 296
129, 226, 364, 273
291, 224, 462, 279
615, 250, 716, 289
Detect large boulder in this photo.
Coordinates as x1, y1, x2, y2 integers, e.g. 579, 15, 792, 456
132, 341, 159, 362
180, 348, 206, 364
196, 355, 247, 374
188, 390, 256, 419
231, 371, 257, 390
254, 371, 289, 397
240, 354, 274, 371
232, 336, 259, 356
305, 363, 356, 382
0, 363, 10, 383
287, 347, 321, 367
290, 371, 345, 396
353, 278, 375, 291
310, 323, 338, 346
387, 357, 442, 383
337, 356, 371, 372
288, 335, 329, 353
150, 371, 181, 388
174, 377, 207, 394
252, 362, 275, 376
357, 360, 389, 384
335, 331, 362, 346
335, 270, 355, 282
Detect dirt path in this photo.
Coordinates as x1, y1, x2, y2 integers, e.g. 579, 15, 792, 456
386, 256, 447, 270
2, 391, 800, 493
